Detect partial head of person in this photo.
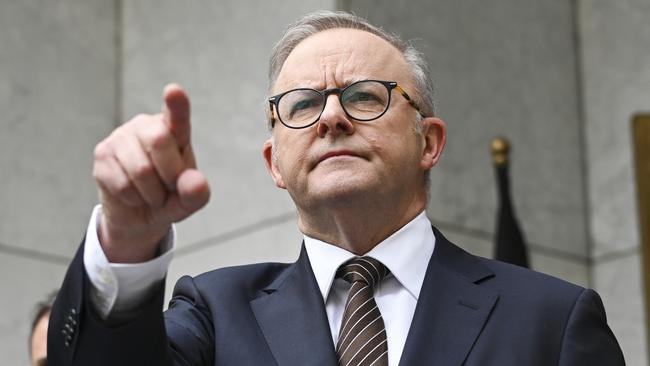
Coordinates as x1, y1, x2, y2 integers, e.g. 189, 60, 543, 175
30, 291, 57, 366
262, 11, 446, 252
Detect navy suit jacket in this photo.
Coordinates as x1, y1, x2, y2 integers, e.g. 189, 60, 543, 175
48, 227, 625, 365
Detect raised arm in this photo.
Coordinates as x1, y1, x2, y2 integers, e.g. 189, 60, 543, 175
48, 85, 212, 366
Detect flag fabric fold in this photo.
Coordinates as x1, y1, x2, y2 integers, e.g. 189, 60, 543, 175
492, 138, 529, 268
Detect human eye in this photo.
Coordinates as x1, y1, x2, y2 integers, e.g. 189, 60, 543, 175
342, 83, 387, 116
345, 90, 379, 103
289, 96, 319, 118
343, 81, 387, 106
291, 98, 317, 112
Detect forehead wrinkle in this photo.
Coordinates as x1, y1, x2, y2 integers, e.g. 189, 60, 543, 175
335, 52, 365, 87
321, 50, 354, 88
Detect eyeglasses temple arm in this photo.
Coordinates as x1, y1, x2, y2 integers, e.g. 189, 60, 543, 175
394, 84, 429, 118
268, 99, 276, 127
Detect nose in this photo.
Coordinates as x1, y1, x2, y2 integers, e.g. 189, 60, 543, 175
316, 94, 355, 138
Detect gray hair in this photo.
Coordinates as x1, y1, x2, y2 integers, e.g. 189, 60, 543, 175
268, 10, 436, 122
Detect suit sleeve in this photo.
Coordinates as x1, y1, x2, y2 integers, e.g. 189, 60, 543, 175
47, 241, 214, 366
557, 288, 625, 365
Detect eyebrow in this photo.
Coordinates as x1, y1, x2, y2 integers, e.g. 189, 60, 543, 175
36, 358, 47, 366
283, 76, 372, 92
342, 76, 368, 86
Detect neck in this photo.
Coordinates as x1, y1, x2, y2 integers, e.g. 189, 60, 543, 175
297, 190, 427, 255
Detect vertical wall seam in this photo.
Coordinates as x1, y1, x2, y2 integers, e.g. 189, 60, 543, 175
114, 0, 123, 128
571, 0, 594, 287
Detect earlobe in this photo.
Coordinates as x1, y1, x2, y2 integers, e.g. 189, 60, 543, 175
419, 117, 446, 170
262, 138, 287, 189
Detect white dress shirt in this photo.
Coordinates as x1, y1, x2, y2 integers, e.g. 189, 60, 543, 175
83, 205, 175, 318
304, 211, 435, 366
84, 206, 435, 365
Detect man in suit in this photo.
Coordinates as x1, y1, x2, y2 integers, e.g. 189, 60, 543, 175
48, 10, 625, 365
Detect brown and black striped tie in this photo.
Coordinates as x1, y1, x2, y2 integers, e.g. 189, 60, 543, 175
336, 257, 390, 366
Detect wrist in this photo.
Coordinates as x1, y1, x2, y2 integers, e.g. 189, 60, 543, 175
98, 217, 170, 263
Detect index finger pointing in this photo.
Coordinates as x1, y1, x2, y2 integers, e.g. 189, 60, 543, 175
162, 83, 191, 147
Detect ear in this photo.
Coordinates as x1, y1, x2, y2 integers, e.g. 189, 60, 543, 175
262, 138, 287, 189
419, 117, 446, 170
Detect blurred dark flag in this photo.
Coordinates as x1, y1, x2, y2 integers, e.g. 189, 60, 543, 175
491, 137, 529, 268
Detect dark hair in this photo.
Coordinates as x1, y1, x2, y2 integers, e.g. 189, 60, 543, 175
29, 291, 57, 351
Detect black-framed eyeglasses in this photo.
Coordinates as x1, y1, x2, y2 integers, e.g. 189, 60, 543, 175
268, 79, 425, 129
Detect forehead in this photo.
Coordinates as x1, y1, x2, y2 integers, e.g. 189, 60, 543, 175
273, 28, 411, 93
30, 313, 48, 360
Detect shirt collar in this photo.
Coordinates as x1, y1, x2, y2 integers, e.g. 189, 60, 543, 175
304, 211, 436, 302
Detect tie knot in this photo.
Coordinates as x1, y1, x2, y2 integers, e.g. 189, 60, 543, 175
336, 257, 390, 288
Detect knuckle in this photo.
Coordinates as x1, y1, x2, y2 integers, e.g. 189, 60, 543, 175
146, 123, 173, 149
128, 114, 153, 130
109, 127, 128, 142
131, 161, 154, 179
93, 142, 110, 160
114, 178, 134, 197
91, 164, 103, 183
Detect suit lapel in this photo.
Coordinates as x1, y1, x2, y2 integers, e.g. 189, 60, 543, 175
399, 228, 499, 366
250, 244, 338, 366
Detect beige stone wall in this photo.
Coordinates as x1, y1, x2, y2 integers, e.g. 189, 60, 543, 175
0, 1, 116, 364
580, 0, 650, 364
2, 0, 647, 364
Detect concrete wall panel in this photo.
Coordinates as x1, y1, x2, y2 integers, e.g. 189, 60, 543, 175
0, 0, 116, 362
580, 0, 650, 256
593, 254, 647, 366
0, 0, 116, 254
580, 0, 650, 362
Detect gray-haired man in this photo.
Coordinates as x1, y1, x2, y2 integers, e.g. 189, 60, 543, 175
48, 11, 624, 366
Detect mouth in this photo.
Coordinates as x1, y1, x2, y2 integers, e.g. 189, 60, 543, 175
315, 150, 364, 166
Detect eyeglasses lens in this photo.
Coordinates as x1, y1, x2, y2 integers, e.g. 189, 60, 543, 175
278, 81, 390, 128
279, 89, 323, 128
341, 81, 389, 120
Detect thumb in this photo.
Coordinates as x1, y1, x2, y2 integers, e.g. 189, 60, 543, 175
162, 83, 192, 148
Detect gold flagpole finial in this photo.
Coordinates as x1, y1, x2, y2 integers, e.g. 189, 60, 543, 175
491, 137, 510, 167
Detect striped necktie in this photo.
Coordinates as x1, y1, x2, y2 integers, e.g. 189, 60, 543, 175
336, 257, 390, 366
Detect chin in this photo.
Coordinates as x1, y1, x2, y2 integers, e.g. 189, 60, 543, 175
307, 174, 378, 204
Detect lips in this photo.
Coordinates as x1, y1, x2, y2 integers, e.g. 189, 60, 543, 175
314, 150, 364, 167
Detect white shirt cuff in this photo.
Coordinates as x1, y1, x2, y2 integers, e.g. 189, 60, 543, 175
83, 205, 175, 319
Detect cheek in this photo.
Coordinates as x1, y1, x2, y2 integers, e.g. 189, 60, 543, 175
376, 131, 421, 167
276, 145, 310, 178
366, 129, 406, 158
273, 133, 299, 166
367, 138, 386, 161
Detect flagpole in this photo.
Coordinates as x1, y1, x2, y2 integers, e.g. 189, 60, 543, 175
491, 137, 529, 268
